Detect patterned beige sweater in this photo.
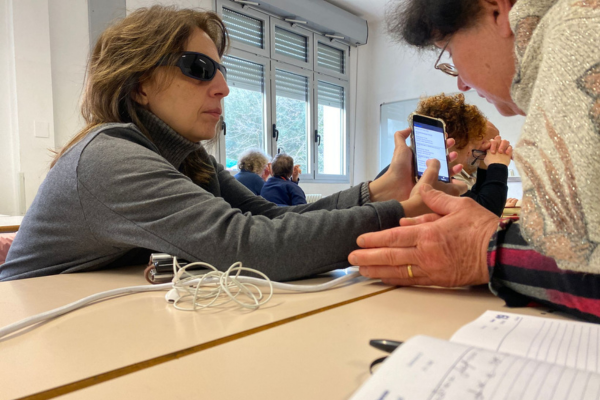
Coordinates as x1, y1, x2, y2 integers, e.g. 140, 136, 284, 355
511, 0, 600, 273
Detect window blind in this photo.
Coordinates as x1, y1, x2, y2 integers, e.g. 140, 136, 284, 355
274, 27, 308, 62
275, 69, 308, 101
318, 81, 344, 109
317, 42, 344, 74
222, 8, 263, 49
223, 56, 264, 92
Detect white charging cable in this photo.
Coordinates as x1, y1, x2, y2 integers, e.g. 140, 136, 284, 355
0, 259, 363, 340
167, 258, 274, 311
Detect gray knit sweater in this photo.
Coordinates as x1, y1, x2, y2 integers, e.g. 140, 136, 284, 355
0, 112, 404, 281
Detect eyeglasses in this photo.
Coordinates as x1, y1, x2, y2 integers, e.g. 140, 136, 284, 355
471, 149, 486, 165
157, 51, 227, 82
434, 40, 459, 77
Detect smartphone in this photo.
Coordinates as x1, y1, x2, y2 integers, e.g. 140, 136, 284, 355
410, 113, 451, 183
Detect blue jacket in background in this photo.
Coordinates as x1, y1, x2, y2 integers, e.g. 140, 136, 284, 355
234, 169, 264, 195
261, 176, 307, 206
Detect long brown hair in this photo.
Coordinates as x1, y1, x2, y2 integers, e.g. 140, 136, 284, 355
52, 6, 229, 184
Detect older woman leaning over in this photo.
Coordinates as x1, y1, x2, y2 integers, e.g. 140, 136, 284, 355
351, 0, 600, 321
0, 6, 462, 282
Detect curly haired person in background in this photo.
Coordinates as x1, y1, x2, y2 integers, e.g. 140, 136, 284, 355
234, 149, 271, 195
377, 93, 514, 216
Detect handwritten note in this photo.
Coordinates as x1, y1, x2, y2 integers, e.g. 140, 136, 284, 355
350, 336, 600, 400
451, 311, 600, 373
352, 312, 600, 400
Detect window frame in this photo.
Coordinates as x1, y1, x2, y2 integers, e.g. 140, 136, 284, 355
313, 74, 350, 182
269, 17, 313, 70
220, 48, 272, 172
270, 59, 314, 180
217, 1, 271, 58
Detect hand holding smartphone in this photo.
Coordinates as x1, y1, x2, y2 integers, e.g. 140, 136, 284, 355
410, 113, 451, 183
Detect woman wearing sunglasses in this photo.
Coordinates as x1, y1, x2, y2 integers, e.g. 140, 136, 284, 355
0, 6, 460, 281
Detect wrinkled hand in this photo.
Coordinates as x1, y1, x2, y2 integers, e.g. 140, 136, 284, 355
292, 165, 302, 182
484, 136, 513, 167
348, 185, 500, 287
368, 128, 462, 204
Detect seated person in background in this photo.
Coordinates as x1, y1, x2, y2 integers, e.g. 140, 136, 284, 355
377, 93, 513, 217
234, 149, 270, 195
261, 154, 306, 206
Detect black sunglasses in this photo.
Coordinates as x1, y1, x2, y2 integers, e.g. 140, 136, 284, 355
157, 51, 227, 82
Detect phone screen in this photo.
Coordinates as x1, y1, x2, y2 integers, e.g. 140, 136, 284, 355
412, 120, 450, 183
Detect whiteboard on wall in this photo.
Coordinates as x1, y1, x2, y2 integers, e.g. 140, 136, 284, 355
379, 90, 526, 178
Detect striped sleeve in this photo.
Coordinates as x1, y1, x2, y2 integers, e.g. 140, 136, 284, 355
487, 218, 600, 322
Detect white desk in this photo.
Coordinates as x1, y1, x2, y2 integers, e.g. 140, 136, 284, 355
0, 266, 391, 400
58, 286, 569, 400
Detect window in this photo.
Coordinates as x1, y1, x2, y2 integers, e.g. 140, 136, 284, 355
222, 8, 263, 49
317, 43, 344, 74
274, 68, 311, 172
222, 55, 267, 168
217, 0, 350, 181
274, 26, 309, 63
317, 80, 346, 175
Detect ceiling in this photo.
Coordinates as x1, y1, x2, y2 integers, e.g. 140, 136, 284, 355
324, 0, 390, 22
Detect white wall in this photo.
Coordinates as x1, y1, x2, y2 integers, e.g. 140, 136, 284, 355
49, 0, 89, 149
12, 0, 57, 213
0, 0, 89, 215
0, 0, 19, 215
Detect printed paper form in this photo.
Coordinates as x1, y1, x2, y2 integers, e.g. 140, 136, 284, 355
350, 335, 600, 400
450, 311, 600, 373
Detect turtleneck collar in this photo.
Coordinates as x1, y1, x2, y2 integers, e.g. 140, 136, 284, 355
136, 108, 202, 170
